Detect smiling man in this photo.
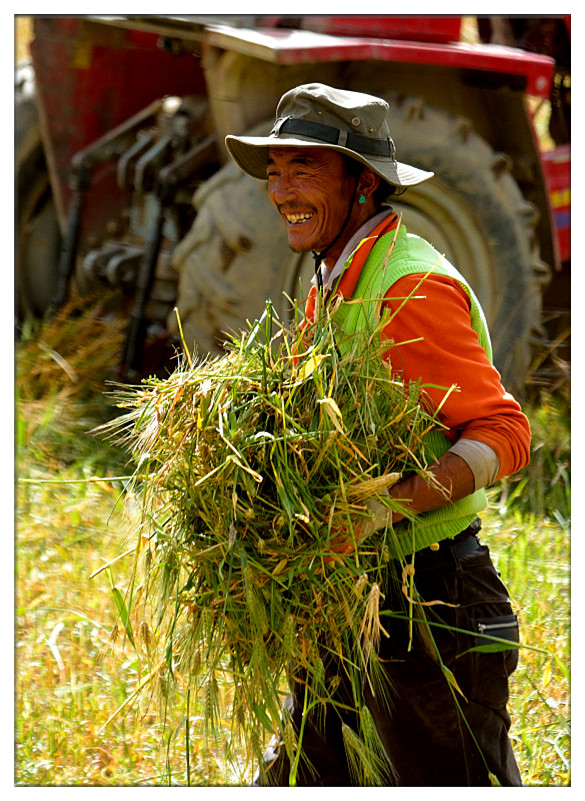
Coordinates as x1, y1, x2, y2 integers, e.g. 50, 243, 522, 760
225, 83, 530, 787
266, 147, 379, 260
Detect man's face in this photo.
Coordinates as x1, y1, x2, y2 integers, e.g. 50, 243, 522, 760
266, 147, 357, 256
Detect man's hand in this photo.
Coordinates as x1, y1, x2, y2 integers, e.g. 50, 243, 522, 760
325, 494, 392, 563
324, 450, 476, 563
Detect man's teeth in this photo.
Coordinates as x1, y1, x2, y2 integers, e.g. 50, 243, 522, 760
286, 212, 313, 224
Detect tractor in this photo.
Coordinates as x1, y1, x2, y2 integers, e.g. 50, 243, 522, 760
16, 15, 570, 394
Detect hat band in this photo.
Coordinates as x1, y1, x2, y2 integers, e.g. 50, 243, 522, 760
271, 117, 396, 160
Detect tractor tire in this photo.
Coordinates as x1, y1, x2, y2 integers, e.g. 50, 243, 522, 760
380, 93, 550, 393
172, 99, 550, 394
16, 61, 62, 320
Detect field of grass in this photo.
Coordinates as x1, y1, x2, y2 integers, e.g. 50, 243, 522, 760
14, 306, 570, 786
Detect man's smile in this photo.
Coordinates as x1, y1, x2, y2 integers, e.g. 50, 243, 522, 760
282, 210, 314, 225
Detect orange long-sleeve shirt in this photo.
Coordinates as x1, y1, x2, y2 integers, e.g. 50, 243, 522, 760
378, 272, 531, 481
308, 215, 531, 483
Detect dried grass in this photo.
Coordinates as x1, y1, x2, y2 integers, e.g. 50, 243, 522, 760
17, 295, 124, 404
103, 300, 449, 783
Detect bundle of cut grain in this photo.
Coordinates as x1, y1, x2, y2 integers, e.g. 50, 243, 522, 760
105, 301, 448, 784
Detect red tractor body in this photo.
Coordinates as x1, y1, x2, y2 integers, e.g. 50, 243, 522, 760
17, 15, 570, 390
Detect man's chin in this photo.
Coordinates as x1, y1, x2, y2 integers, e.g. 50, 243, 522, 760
287, 236, 318, 254
288, 243, 310, 254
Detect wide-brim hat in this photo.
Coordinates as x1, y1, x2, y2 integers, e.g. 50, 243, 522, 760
225, 83, 433, 190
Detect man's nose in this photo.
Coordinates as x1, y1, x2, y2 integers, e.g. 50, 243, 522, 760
270, 174, 296, 204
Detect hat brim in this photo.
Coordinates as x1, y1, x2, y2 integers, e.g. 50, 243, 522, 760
225, 132, 434, 188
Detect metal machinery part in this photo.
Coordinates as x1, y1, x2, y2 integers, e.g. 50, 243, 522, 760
54, 95, 219, 379
16, 16, 570, 392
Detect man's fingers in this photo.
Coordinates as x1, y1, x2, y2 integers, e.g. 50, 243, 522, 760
324, 530, 359, 563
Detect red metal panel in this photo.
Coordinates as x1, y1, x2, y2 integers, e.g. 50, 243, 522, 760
204, 25, 555, 98
261, 16, 462, 44
542, 144, 571, 264
31, 17, 207, 234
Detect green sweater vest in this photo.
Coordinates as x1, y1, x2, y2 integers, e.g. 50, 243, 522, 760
332, 224, 492, 559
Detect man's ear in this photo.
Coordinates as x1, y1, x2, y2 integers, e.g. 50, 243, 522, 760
359, 168, 381, 199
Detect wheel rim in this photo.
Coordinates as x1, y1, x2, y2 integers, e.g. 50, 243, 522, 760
394, 180, 497, 324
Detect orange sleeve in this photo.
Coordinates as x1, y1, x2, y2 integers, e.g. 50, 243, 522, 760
380, 273, 531, 480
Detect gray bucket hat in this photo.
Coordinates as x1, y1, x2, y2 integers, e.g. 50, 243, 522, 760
225, 83, 433, 189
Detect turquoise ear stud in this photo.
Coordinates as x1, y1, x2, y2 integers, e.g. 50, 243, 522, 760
358, 194, 366, 204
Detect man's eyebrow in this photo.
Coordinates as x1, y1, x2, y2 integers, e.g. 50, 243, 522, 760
289, 154, 318, 165
266, 154, 319, 167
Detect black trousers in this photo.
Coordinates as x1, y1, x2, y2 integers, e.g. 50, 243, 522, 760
256, 525, 522, 786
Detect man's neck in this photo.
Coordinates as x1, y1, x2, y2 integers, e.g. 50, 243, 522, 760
318, 208, 395, 290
